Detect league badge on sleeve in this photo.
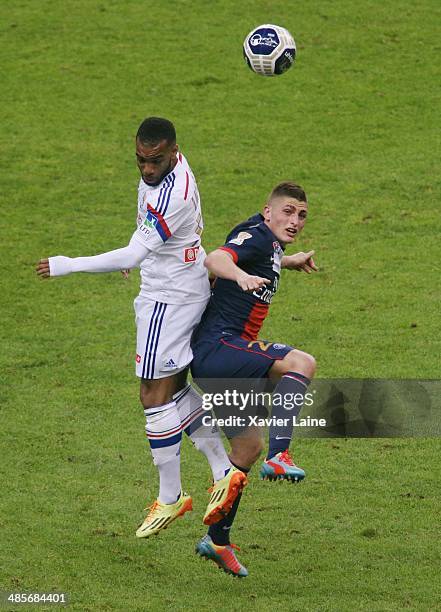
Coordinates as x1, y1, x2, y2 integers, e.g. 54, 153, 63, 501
229, 232, 252, 246
139, 209, 158, 237
139, 205, 172, 242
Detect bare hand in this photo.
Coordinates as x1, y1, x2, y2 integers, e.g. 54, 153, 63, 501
36, 258, 51, 278
237, 272, 271, 292
283, 250, 318, 274
121, 269, 130, 279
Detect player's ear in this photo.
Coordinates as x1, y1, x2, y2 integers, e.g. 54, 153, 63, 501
263, 202, 272, 221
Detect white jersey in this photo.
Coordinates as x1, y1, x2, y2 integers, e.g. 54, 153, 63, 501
132, 153, 210, 304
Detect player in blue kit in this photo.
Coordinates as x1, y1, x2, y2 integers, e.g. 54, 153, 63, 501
191, 181, 317, 576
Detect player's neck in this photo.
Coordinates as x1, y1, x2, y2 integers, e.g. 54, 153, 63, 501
263, 220, 287, 248
161, 157, 178, 182
169, 157, 178, 173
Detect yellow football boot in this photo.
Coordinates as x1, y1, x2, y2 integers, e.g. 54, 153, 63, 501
203, 467, 248, 525
136, 493, 193, 538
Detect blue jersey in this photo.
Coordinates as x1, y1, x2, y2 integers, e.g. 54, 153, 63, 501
194, 213, 284, 342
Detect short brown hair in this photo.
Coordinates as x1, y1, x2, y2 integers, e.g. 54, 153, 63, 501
268, 181, 307, 204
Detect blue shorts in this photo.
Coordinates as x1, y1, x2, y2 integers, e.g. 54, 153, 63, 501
191, 334, 293, 379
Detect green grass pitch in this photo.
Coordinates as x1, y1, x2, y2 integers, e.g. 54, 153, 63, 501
1, 0, 440, 610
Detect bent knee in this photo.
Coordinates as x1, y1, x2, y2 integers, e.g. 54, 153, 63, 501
247, 437, 265, 462
231, 434, 264, 466
139, 370, 188, 410
139, 382, 170, 410
281, 350, 316, 378
139, 385, 151, 408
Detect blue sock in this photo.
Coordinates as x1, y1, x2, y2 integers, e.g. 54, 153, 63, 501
208, 462, 249, 546
267, 372, 310, 460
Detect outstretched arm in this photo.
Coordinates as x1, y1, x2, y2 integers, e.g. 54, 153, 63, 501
281, 250, 318, 274
204, 248, 270, 292
36, 234, 148, 278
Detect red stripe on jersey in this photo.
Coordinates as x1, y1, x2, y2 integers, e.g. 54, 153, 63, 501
219, 246, 238, 263
241, 302, 269, 341
178, 152, 183, 163
184, 171, 189, 200
147, 203, 172, 239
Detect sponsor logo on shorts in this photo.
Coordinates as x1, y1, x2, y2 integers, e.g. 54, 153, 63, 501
247, 340, 272, 351
229, 231, 252, 246
184, 246, 199, 262
163, 358, 178, 369
136, 354, 141, 363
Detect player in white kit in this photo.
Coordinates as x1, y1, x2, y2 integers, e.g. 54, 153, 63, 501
36, 118, 247, 539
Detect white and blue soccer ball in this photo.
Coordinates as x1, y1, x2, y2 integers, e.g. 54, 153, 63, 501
243, 24, 296, 76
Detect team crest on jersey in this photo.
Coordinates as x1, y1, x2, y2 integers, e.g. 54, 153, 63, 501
229, 231, 252, 246
184, 246, 199, 262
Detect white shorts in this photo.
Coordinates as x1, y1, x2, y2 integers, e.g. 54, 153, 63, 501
134, 296, 208, 379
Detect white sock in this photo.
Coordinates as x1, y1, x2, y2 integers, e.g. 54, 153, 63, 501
174, 385, 232, 481
144, 401, 182, 504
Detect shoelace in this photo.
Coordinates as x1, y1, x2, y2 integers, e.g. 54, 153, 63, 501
207, 473, 226, 494
279, 449, 295, 466
145, 500, 160, 517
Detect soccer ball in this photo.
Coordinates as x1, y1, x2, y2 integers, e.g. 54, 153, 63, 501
243, 24, 296, 76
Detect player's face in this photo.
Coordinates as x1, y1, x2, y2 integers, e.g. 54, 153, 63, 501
136, 138, 178, 186
263, 197, 308, 245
